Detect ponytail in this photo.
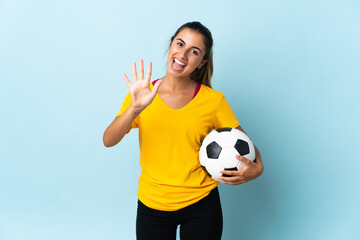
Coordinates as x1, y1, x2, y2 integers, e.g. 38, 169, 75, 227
190, 50, 213, 88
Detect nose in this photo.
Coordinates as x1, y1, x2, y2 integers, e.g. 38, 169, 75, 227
178, 48, 188, 60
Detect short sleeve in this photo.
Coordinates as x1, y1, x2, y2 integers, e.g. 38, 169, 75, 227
115, 91, 139, 131
214, 95, 239, 129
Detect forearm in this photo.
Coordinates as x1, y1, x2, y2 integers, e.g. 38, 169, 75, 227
103, 104, 141, 147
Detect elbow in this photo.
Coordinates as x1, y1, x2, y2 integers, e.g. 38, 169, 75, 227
103, 139, 112, 148
103, 133, 122, 148
103, 129, 127, 147
256, 158, 264, 177
258, 164, 264, 176
103, 141, 113, 148
103, 133, 114, 148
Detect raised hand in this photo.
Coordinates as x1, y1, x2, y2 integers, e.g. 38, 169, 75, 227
122, 59, 162, 113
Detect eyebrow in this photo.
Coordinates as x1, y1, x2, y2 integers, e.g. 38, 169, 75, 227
176, 38, 203, 53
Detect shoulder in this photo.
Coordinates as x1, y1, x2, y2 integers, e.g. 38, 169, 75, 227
200, 84, 224, 100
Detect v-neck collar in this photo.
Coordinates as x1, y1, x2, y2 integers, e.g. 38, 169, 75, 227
152, 79, 202, 111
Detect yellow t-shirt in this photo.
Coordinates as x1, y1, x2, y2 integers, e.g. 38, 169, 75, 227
116, 83, 239, 211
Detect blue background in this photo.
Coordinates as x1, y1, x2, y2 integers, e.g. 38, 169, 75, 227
1, 0, 359, 239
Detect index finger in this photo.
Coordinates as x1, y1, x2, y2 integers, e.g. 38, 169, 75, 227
218, 175, 241, 183
236, 155, 252, 165
220, 169, 238, 178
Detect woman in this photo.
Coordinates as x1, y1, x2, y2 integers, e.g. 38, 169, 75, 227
103, 21, 263, 240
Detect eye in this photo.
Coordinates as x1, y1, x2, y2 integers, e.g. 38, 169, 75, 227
177, 42, 183, 47
192, 50, 198, 55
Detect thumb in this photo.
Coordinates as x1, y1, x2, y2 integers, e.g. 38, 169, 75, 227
236, 155, 252, 165
151, 79, 163, 95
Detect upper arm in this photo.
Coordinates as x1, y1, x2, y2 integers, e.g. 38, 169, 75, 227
235, 125, 262, 166
235, 125, 246, 134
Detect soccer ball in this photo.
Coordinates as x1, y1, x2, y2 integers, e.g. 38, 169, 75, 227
199, 128, 256, 181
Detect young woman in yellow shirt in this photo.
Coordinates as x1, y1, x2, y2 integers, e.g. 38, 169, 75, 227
103, 21, 263, 240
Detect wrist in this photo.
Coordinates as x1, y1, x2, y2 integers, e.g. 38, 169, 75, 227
129, 103, 144, 115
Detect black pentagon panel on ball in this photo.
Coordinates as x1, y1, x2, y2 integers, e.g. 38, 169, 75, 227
206, 141, 222, 159
216, 128, 232, 132
234, 139, 250, 156
222, 167, 238, 177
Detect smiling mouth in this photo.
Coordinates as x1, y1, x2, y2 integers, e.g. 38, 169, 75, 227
172, 58, 186, 71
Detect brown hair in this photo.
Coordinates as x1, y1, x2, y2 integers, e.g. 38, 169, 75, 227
170, 21, 214, 88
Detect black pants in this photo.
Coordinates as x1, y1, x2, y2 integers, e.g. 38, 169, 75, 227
136, 187, 223, 240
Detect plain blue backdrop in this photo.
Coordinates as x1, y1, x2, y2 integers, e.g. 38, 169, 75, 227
1, 0, 359, 239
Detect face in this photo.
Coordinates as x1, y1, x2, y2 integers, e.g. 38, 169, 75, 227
167, 28, 208, 78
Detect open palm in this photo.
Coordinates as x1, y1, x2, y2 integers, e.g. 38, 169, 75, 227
123, 59, 162, 112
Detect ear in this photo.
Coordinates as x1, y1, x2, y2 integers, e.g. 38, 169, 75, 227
198, 59, 208, 69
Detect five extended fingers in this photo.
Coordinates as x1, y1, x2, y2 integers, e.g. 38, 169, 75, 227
123, 59, 152, 85
122, 59, 160, 107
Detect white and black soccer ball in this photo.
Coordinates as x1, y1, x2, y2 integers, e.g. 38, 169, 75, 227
199, 128, 256, 181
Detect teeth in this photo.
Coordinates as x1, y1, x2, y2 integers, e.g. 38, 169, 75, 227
174, 58, 185, 66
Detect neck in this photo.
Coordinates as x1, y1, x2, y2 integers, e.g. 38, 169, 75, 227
161, 73, 196, 94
